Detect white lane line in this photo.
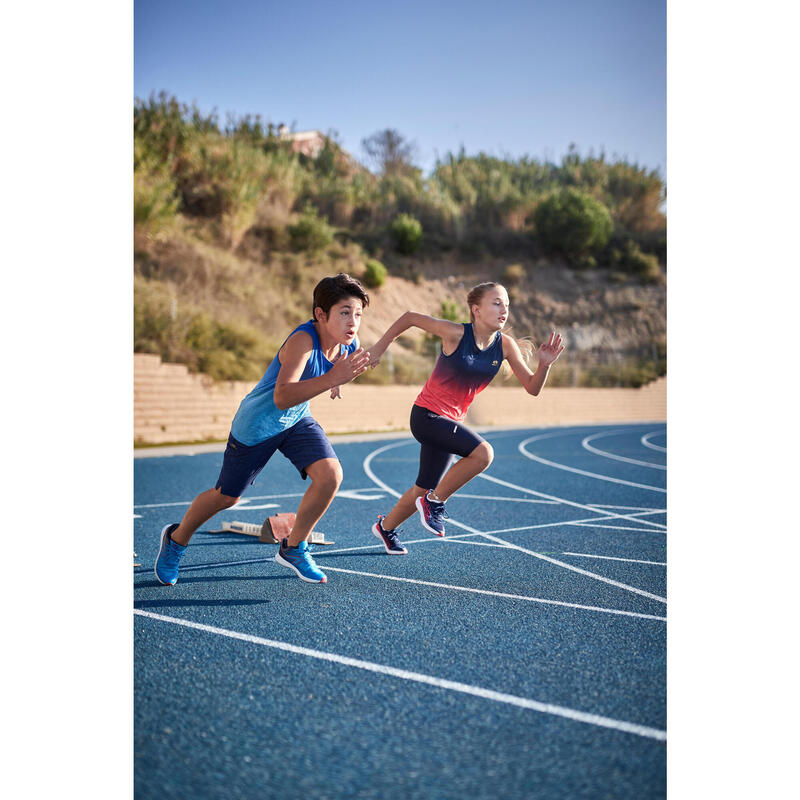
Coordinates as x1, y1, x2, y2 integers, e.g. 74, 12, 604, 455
438, 538, 512, 548
364, 441, 667, 604
563, 552, 667, 566
134, 487, 386, 510
588, 504, 661, 511
518, 433, 666, 494
320, 566, 666, 621
477, 472, 667, 530
641, 431, 667, 453
570, 523, 667, 533
582, 430, 667, 471
451, 494, 558, 505
483, 508, 666, 535
446, 518, 666, 604
134, 609, 666, 741
484, 519, 666, 535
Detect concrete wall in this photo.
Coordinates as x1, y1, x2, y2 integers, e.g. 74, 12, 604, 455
134, 353, 666, 445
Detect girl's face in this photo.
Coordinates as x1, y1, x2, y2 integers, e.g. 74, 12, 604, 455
317, 297, 363, 345
472, 286, 509, 331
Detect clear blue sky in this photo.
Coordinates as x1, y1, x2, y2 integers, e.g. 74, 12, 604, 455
135, 0, 664, 176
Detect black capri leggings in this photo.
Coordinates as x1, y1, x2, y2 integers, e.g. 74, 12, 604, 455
410, 404, 486, 490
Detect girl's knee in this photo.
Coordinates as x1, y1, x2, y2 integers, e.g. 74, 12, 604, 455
473, 442, 494, 469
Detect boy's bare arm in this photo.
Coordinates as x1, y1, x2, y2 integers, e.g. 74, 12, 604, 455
273, 332, 371, 409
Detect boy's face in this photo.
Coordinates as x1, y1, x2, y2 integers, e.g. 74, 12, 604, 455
317, 297, 364, 344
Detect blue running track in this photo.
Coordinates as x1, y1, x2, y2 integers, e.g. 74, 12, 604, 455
134, 422, 667, 799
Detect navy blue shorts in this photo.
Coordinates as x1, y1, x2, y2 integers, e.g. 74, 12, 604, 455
410, 404, 485, 490
214, 416, 337, 498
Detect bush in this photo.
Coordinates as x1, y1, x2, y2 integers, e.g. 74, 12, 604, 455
134, 146, 180, 233
621, 240, 661, 282
362, 258, 388, 288
288, 204, 334, 252
571, 254, 597, 270
503, 263, 525, 284
390, 213, 423, 254
533, 188, 613, 256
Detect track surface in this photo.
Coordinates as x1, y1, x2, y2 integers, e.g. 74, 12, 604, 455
134, 423, 667, 799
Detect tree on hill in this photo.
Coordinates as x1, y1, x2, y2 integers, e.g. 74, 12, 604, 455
361, 128, 418, 176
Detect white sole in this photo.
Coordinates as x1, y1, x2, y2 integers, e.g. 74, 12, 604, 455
154, 524, 177, 585
274, 551, 327, 583
372, 523, 407, 554
415, 496, 446, 537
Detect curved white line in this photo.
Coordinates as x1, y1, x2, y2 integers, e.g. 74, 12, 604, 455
519, 434, 666, 494
135, 610, 666, 741
582, 430, 667, 471
364, 439, 667, 603
641, 431, 667, 453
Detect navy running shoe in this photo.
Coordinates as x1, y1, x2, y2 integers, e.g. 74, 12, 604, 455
372, 515, 407, 555
415, 492, 448, 537
275, 538, 327, 583
154, 523, 186, 585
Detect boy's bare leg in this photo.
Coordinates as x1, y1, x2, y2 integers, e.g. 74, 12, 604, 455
382, 485, 428, 531
287, 458, 343, 546
433, 442, 494, 502
170, 488, 240, 546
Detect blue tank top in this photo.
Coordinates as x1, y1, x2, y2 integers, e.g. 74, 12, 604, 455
415, 323, 503, 421
230, 319, 359, 445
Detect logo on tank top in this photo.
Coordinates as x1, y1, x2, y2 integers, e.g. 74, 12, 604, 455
492, 360, 498, 366
466, 354, 475, 365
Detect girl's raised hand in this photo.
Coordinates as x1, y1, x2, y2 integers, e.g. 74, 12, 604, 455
538, 332, 565, 366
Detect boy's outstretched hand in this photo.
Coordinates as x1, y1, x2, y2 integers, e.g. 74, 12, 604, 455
329, 347, 371, 386
538, 332, 565, 366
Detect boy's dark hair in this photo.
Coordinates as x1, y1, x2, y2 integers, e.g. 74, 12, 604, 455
312, 273, 370, 317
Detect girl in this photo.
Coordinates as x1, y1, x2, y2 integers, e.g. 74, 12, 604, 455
367, 282, 564, 553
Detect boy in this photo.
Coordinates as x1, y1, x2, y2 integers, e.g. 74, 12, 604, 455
155, 273, 371, 585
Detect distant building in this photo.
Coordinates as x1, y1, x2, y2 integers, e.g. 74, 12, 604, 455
278, 125, 327, 159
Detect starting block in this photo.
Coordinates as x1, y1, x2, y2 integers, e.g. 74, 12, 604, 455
210, 512, 334, 545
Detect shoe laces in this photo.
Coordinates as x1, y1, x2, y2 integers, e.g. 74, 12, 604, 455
378, 516, 402, 547
384, 527, 402, 548
297, 545, 319, 570
429, 502, 449, 523
162, 540, 184, 567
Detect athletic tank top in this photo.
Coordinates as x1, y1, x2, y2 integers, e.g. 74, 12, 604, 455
230, 319, 358, 445
415, 323, 503, 421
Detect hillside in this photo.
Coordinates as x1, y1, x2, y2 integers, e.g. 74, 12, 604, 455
134, 221, 665, 389
134, 94, 666, 387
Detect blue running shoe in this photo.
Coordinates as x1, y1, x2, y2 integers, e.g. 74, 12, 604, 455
372, 515, 407, 555
275, 538, 327, 583
154, 523, 186, 586
415, 492, 448, 537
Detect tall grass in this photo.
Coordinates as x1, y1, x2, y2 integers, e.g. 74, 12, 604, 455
133, 94, 666, 384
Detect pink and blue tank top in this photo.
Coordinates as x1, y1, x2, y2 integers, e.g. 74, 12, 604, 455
415, 323, 503, 421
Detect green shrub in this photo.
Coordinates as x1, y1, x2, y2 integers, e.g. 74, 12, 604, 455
571, 254, 597, 270
503, 263, 526, 284
390, 213, 423, 254
134, 147, 180, 233
363, 258, 388, 288
609, 239, 662, 282
533, 188, 613, 256
288, 204, 334, 252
